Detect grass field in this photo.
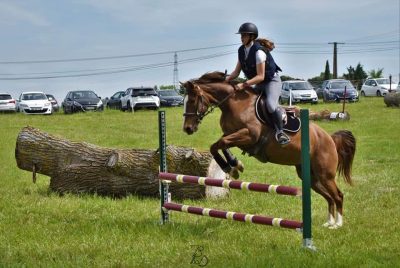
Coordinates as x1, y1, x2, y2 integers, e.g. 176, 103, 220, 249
1, 97, 399, 267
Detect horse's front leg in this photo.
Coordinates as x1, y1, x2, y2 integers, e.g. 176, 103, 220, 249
210, 128, 256, 179
222, 149, 244, 178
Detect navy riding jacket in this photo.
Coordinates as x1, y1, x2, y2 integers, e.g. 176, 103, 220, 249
238, 41, 282, 82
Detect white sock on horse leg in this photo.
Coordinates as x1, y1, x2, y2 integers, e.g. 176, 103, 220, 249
336, 212, 343, 227
322, 213, 336, 227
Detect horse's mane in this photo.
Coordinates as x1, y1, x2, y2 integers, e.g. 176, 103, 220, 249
193, 71, 226, 84
193, 71, 241, 86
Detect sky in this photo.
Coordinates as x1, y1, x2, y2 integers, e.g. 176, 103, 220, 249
0, 0, 399, 102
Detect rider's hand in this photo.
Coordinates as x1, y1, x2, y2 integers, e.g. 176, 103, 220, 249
236, 83, 245, 91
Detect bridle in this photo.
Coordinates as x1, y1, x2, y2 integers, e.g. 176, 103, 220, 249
183, 83, 237, 123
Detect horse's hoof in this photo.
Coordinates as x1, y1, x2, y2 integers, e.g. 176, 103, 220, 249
328, 224, 340, 230
229, 168, 240, 179
236, 160, 244, 173
322, 222, 335, 228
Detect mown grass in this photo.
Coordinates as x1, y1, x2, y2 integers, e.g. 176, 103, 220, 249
1, 97, 399, 267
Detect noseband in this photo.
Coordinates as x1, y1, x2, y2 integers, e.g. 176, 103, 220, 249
183, 83, 236, 123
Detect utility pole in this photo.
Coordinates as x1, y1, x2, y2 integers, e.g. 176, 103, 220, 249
173, 52, 179, 90
328, 42, 345, 79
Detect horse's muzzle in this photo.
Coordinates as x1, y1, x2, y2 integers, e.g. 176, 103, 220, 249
184, 126, 195, 135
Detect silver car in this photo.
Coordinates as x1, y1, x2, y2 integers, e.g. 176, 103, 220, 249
280, 80, 318, 105
121, 87, 160, 112
17, 92, 53, 115
360, 78, 398, 97
0, 93, 17, 112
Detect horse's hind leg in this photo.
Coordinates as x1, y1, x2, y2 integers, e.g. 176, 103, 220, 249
223, 149, 244, 178
320, 179, 344, 228
296, 165, 338, 228
312, 181, 337, 228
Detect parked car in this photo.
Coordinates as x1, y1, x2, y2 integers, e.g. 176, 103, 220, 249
360, 78, 398, 97
158, 90, 184, 107
46, 94, 60, 112
120, 87, 160, 111
280, 80, 318, 105
17, 91, 53, 115
320, 79, 359, 102
107, 91, 125, 109
62, 90, 104, 114
0, 93, 17, 112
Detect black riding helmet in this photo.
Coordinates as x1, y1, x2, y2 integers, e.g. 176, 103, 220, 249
236, 22, 258, 38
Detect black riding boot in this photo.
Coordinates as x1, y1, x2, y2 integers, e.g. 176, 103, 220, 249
271, 109, 290, 145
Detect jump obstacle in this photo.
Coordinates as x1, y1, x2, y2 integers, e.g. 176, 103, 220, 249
158, 110, 315, 250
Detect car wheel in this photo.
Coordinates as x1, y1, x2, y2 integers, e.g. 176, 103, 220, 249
376, 91, 382, 97
127, 101, 132, 112
361, 91, 365, 97
278, 97, 284, 105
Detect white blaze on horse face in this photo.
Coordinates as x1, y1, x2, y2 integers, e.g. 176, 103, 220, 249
183, 95, 188, 116
183, 95, 189, 131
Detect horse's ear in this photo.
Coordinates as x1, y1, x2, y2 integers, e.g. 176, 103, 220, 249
181, 81, 194, 90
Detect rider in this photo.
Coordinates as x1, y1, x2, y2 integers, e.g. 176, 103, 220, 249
225, 22, 290, 145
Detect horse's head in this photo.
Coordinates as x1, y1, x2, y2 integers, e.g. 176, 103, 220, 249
181, 80, 211, 135
182, 71, 237, 135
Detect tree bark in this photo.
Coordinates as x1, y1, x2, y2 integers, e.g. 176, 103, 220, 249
15, 126, 228, 199
384, 92, 400, 107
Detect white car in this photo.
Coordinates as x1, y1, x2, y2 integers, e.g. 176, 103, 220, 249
0, 93, 17, 112
121, 87, 160, 112
280, 80, 318, 105
360, 78, 397, 97
17, 91, 53, 115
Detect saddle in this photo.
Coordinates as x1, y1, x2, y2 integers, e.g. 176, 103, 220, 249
241, 94, 301, 159
255, 94, 301, 133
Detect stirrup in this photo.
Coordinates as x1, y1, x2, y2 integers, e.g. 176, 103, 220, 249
275, 131, 290, 145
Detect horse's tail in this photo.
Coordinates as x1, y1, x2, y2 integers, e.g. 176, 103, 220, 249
331, 130, 356, 185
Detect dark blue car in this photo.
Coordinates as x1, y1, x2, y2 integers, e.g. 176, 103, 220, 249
158, 90, 184, 107
62, 90, 104, 114
321, 79, 359, 103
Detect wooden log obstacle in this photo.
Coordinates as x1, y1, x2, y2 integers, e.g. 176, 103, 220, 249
157, 110, 315, 250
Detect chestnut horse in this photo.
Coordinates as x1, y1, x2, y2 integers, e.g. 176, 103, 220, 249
182, 71, 356, 229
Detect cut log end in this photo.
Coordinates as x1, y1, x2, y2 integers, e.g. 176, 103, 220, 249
384, 92, 400, 107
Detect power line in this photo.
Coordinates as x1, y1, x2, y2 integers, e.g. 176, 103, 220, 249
0, 51, 236, 80
0, 43, 240, 65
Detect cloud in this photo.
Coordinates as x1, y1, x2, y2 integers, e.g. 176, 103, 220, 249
0, 2, 49, 27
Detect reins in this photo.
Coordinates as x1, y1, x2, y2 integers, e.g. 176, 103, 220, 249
183, 82, 237, 123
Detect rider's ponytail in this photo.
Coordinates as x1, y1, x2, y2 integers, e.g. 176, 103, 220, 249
256, 38, 275, 51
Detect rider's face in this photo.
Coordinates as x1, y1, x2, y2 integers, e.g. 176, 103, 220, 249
240, 33, 251, 45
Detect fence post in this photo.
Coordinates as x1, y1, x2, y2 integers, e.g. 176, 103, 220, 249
300, 109, 316, 251
159, 111, 169, 224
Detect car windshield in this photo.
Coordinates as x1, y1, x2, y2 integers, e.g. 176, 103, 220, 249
376, 79, 390, 85
0, 94, 12, 100
159, 91, 180, 96
72, 91, 98, 99
22, 93, 47, 100
289, 82, 312, 90
331, 81, 354, 89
